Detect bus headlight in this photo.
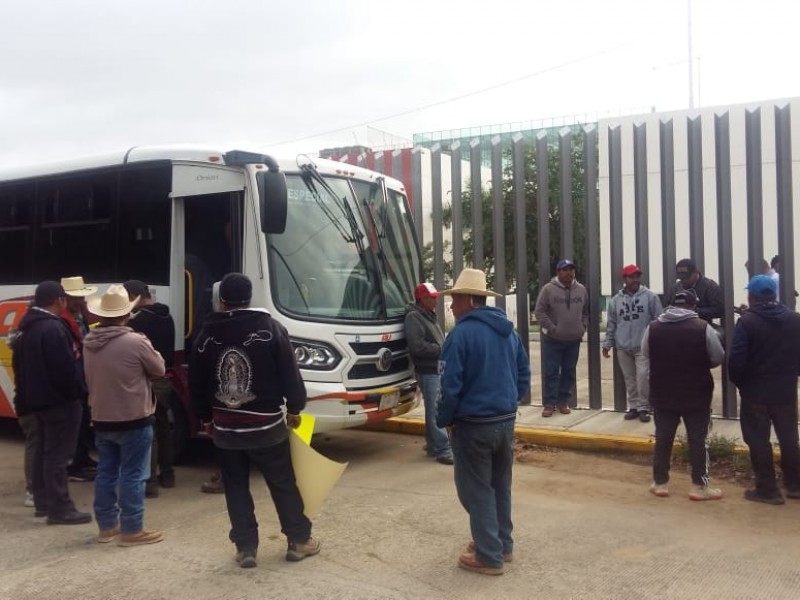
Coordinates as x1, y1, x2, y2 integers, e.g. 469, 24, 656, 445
290, 338, 341, 371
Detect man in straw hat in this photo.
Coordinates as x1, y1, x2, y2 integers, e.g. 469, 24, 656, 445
83, 284, 166, 546
437, 268, 531, 576
60, 276, 99, 483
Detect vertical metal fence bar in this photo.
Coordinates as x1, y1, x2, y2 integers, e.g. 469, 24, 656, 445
536, 131, 550, 391
714, 113, 737, 418
559, 128, 574, 260
412, 148, 423, 254
687, 116, 705, 271
491, 136, 506, 309
775, 104, 796, 310
470, 139, 484, 269
431, 145, 445, 329
745, 108, 764, 278
633, 123, 650, 275
659, 120, 677, 297
451, 142, 464, 279
584, 126, 602, 409
512, 134, 531, 404
608, 125, 627, 411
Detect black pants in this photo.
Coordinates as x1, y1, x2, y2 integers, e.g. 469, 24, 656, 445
740, 401, 800, 496
147, 377, 174, 482
217, 439, 311, 552
33, 401, 82, 516
653, 407, 710, 486
70, 399, 95, 470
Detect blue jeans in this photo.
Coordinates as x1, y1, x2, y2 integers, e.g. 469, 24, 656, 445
417, 372, 452, 459
94, 425, 153, 534
451, 419, 515, 568
541, 338, 581, 407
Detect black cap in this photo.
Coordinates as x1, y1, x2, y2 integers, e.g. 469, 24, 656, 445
219, 273, 252, 306
672, 289, 699, 306
675, 258, 697, 280
34, 281, 67, 307
123, 279, 151, 300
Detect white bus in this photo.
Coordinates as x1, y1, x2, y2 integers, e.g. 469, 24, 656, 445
0, 146, 422, 448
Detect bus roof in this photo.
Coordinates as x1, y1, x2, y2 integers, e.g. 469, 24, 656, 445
0, 145, 406, 191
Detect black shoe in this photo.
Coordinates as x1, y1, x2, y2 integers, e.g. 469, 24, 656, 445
744, 489, 785, 505
67, 468, 95, 482
145, 482, 160, 498
638, 411, 651, 423
34, 509, 48, 518
786, 488, 800, 499
623, 409, 639, 420
158, 471, 176, 488
235, 549, 257, 568
47, 510, 92, 525
436, 455, 454, 465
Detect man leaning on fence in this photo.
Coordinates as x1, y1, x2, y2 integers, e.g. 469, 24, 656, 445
437, 268, 531, 576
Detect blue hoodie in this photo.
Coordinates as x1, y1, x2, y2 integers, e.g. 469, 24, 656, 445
437, 306, 531, 427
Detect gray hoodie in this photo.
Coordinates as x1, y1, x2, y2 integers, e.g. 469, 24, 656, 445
603, 285, 663, 352
641, 307, 725, 367
534, 277, 589, 342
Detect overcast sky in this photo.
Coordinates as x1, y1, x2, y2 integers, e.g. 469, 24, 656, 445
1, 0, 797, 167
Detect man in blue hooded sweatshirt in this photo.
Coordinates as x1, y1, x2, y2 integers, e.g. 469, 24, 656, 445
729, 274, 800, 505
437, 269, 531, 576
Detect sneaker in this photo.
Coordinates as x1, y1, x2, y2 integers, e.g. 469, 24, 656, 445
649, 482, 669, 497
286, 537, 321, 562
158, 471, 176, 488
557, 404, 572, 415
97, 527, 120, 544
466, 540, 513, 562
744, 489, 785, 505
47, 510, 93, 525
457, 552, 504, 576
623, 409, 640, 420
24, 491, 34, 508
145, 482, 160, 498
235, 549, 258, 568
117, 529, 164, 547
688, 484, 722, 501
436, 455, 454, 465
541, 405, 555, 417
638, 411, 651, 423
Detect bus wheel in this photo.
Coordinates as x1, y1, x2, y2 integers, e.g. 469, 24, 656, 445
169, 393, 190, 464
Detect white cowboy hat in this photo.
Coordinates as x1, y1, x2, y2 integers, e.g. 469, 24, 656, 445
440, 268, 501, 298
87, 284, 140, 318
60, 276, 98, 297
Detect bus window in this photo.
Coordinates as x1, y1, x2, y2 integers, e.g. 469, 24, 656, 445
0, 183, 34, 284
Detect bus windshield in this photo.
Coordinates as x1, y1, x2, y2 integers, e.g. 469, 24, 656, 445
268, 173, 420, 321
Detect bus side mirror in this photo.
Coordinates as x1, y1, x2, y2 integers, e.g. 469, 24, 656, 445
257, 170, 287, 234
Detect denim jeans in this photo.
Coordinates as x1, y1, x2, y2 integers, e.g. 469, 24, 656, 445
218, 439, 312, 553
541, 338, 581, 407
94, 425, 153, 534
417, 372, 452, 459
451, 419, 515, 568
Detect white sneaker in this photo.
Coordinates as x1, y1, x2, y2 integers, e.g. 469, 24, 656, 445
689, 484, 722, 501
649, 482, 669, 497
24, 491, 34, 508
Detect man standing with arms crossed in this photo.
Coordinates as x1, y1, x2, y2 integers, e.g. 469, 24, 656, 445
404, 282, 453, 465
437, 268, 531, 576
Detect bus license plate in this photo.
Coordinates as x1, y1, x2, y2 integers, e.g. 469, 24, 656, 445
379, 390, 400, 411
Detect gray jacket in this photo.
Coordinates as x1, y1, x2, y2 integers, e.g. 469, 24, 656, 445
603, 285, 663, 352
404, 302, 444, 374
534, 278, 589, 342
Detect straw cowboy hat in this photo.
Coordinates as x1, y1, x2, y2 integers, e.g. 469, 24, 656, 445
440, 268, 501, 298
87, 284, 140, 318
61, 276, 98, 297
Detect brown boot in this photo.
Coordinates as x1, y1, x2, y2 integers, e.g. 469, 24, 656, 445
117, 529, 164, 547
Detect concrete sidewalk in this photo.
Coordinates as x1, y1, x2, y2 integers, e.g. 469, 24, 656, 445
367, 403, 753, 455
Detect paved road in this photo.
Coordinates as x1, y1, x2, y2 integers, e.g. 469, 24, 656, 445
1, 423, 800, 599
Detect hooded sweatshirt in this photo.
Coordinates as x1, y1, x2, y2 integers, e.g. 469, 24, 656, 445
437, 306, 531, 427
641, 307, 724, 411
188, 308, 306, 450
83, 326, 165, 430
603, 284, 663, 352
728, 301, 800, 404
534, 277, 589, 342
11, 307, 83, 414
403, 301, 445, 374
128, 302, 176, 369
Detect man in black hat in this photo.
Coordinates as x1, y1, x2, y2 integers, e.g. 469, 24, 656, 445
11, 281, 92, 525
663, 258, 724, 325
189, 273, 320, 569
641, 288, 725, 502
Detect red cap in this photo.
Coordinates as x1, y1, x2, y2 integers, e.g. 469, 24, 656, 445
414, 282, 439, 301
622, 264, 642, 277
